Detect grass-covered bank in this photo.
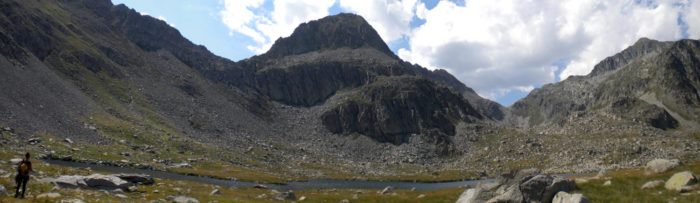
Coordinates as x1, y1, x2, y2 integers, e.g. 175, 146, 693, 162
576, 162, 700, 202
0, 157, 463, 202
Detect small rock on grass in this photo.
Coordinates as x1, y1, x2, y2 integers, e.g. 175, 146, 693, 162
641, 180, 664, 189
379, 186, 394, 195
274, 190, 296, 201
36, 192, 62, 199
168, 196, 199, 203
339, 199, 350, 203
61, 198, 86, 203
253, 184, 269, 189
209, 188, 220, 195
603, 180, 612, 186
679, 185, 698, 193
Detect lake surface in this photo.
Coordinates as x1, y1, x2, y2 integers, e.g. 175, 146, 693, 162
45, 159, 492, 191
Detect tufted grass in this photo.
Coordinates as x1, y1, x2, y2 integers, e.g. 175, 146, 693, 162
576, 162, 700, 203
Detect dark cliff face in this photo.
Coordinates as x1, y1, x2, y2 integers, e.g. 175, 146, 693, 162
321, 76, 482, 145
607, 97, 678, 130
233, 13, 503, 143
0, 0, 499, 150
240, 13, 504, 122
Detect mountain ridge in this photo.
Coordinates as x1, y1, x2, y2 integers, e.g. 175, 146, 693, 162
1, 0, 699, 185
510, 37, 700, 131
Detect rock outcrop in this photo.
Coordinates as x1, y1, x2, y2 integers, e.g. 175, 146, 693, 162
552, 191, 590, 203
641, 180, 665, 189
322, 76, 482, 145
457, 169, 576, 203
456, 188, 481, 203
50, 174, 153, 190
510, 38, 700, 131
645, 159, 680, 174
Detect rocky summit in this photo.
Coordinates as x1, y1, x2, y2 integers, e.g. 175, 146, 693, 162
0, 0, 699, 202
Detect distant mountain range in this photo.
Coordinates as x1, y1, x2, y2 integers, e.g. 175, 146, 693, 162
1, 0, 698, 175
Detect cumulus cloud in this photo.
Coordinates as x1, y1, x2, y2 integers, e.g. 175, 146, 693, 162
689, 1, 700, 38
559, 0, 691, 79
220, 0, 335, 53
398, 0, 697, 102
338, 0, 418, 42
218, 0, 697, 104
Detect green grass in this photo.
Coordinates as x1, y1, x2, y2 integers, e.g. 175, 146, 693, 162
576, 163, 700, 202
0, 158, 463, 202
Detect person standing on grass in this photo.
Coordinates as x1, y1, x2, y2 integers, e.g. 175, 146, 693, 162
14, 152, 33, 198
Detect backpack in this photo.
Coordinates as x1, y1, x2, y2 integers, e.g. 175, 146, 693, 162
18, 161, 29, 175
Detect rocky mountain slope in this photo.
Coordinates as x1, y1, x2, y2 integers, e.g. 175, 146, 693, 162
0, 0, 509, 179
510, 38, 700, 132
0, 0, 698, 182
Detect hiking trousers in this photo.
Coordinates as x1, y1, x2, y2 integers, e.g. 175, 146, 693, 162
15, 174, 29, 198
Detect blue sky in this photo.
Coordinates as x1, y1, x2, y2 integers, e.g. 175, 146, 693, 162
112, 0, 699, 106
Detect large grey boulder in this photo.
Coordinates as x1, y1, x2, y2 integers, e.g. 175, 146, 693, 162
520, 175, 575, 203
665, 171, 697, 191
51, 175, 87, 188
51, 173, 154, 190
83, 174, 131, 190
0, 184, 6, 196
552, 192, 590, 203
455, 188, 481, 203
544, 176, 577, 203
487, 184, 523, 202
645, 159, 680, 174
456, 169, 576, 203
520, 175, 553, 202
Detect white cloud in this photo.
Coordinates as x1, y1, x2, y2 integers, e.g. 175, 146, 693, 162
398, 0, 696, 103
558, 0, 690, 79
220, 0, 335, 53
338, 0, 418, 42
689, 1, 700, 39
216, 0, 697, 104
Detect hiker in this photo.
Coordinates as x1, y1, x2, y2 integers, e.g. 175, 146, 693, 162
15, 152, 33, 198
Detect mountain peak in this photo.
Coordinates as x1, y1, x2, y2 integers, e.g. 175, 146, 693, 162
588, 37, 671, 77
262, 13, 394, 58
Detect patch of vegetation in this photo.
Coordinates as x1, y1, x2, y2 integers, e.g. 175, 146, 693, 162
0, 157, 463, 202
576, 163, 700, 202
